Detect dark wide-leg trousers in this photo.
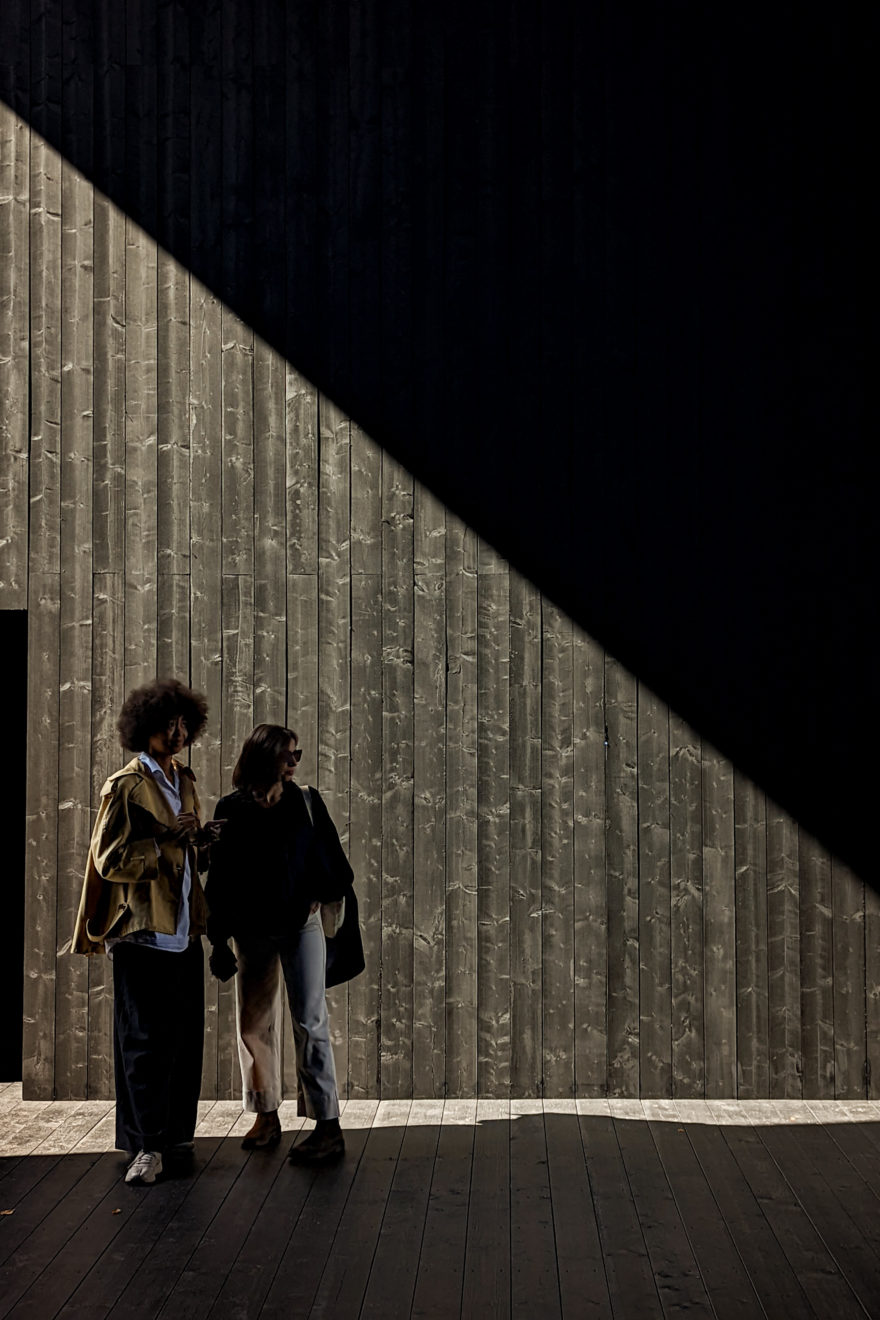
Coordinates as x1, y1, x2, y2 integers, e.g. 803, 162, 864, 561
112, 938, 204, 1155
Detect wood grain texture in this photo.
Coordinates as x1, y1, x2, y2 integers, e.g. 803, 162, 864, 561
413, 482, 447, 1097
123, 212, 158, 691
348, 426, 382, 1099
318, 394, 351, 1091
866, 882, 880, 1100
381, 455, 414, 1097
445, 516, 478, 1097
23, 573, 60, 1099
54, 141, 94, 1099
253, 339, 287, 725
702, 743, 737, 1097
637, 684, 671, 1097
605, 655, 638, 1096
88, 572, 124, 1098
799, 831, 834, 1098
0, 98, 29, 606
541, 601, 573, 1098
734, 771, 768, 1098
476, 545, 510, 1097
831, 859, 866, 1098
219, 573, 254, 1096
509, 572, 542, 1096
766, 801, 801, 1097
670, 715, 704, 1097
573, 629, 606, 1097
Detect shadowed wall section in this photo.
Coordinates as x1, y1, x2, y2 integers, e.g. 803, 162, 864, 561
2, 95, 878, 1100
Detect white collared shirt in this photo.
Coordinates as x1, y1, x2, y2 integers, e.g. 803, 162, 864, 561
107, 753, 192, 954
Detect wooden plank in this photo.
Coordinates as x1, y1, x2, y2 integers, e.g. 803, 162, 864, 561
219, 574, 254, 1099
461, 1098, 512, 1320
123, 6, 158, 693
307, 1100, 411, 1319
28, 0, 62, 580
757, 1099, 880, 1311
831, 859, 867, 1098
157, 573, 190, 680
675, 1101, 813, 1317
359, 1100, 445, 1319
410, 1099, 477, 1319
156, 249, 190, 583
156, 0, 191, 648
318, 395, 351, 1094
348, 428, 382, 1100
23, 563, 59, 1100
645, 1103, 764, 1320
799, 830, 834, 1098
510, 1100, 560, 1317
88, 575, 123, 1100
92, 0, 126, 579
702, 743, 737, 1097
220, 314, 254, 578
614, 1105, 714, 1317
413, 482, 447, 1098
734, 770, 769, 1097
573, 629, 606, 1097
541, 602, 573, 1099
543, 1099, 611, 1318
54, 132, 94, 1101
283, 573, 317, 1095
576, 1099, 660, 1314
669, 715, 704, 1097
719, 1115, 869, 1315
605, 655, 639, 1096
867, 881, 880, 1099
477, 546, 510, 1098
122, 206, 159, 692
259, 1102, 379, 1319
381, 456, 414, 1098
509, 572, 541, 1096
155, 1146, 291, 1318
285, 368, 318, 581
637, 684, 672, 1098
253, 339, 287, 725
766, 800, 801, 1097
0, 95, 29, 607
190, 272, 224, 1101
445, 517, 478, 1097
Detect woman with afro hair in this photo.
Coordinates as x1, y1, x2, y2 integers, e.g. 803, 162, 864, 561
73, 677, 222, 1186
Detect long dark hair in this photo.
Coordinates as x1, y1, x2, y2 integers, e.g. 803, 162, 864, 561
232, 723, 298, 798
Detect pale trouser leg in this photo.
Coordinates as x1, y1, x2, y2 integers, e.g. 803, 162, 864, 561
234, 936, 284, 1113
279, 911, 340, 1120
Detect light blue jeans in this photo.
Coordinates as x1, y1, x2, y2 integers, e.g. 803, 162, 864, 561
234, 910, 340, 1120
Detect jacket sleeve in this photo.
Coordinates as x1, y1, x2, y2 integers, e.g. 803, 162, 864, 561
91, 780, 161, 884
204, 796, 236, 945
308, 789, 354, 900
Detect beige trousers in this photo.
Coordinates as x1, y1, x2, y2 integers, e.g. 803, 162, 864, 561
234, 910, 340, 1120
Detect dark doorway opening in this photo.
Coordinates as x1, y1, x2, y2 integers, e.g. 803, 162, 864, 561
1, 610, 26, 1081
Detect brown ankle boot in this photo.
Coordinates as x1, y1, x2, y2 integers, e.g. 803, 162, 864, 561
241, 1110, 282, 1150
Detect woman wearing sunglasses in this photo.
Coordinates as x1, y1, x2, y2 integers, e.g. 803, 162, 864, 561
205, 723, 361, 1163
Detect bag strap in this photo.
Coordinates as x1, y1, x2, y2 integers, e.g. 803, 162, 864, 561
300, 784, 315, 827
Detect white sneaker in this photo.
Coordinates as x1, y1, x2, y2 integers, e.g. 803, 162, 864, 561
125, 1150, 163, 1185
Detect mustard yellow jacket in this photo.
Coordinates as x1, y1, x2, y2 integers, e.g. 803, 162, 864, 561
72, 756, 208, 955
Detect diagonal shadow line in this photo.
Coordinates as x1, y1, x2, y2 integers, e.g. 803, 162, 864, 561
0, 0, 871, 878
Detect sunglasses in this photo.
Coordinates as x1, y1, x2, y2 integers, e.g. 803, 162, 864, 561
284, 749, 303, 764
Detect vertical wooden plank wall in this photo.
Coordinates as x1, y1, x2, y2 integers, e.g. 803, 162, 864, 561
2, 17, 876, 1102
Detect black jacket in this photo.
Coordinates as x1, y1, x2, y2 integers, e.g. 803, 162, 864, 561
204, 782, 354, 947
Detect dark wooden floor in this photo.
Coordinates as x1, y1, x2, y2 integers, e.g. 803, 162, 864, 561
2, 1087, 880, 1318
